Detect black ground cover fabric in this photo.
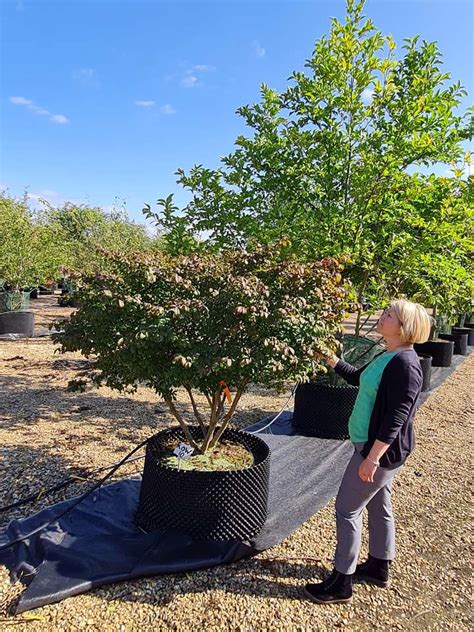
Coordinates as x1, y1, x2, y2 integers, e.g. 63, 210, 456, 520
0, 348, 470, 613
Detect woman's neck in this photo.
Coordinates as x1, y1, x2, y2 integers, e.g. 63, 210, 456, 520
384, 338, 413, 353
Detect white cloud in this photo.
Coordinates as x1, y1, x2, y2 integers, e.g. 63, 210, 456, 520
192, 64, 216, 72
134, 100, 156, 107
72, 68, 99, 88
181, 74, 198, 88
10, 96, 32, 106
160, 104, 176, 115
50, 114, 69, 124
10, 96, 70, 124
253, 41, 266, 58
362, 88, 374, 104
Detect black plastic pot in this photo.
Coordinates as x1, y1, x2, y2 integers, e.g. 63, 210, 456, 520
135, 426, 270, 541
414, 340, 454, 367
0, 311, 35, 336
292, 382, 358, 440
438, 333, 468, 356
451, 327, 474, 346
417, 353, 432, 392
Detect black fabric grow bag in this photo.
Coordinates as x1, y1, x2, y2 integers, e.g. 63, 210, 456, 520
417, 353, 432, 392
438, 332, 468, 356
451, 327, 474, 346
135, 427, 270, 541
0, 311, 35, 337
414, 339, 454, 367
292, 382, 358, 440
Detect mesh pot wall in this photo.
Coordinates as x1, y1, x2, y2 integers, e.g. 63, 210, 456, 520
135, 426, 270, 541
292, 382, 358, 440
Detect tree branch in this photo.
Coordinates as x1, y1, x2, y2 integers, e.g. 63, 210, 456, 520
184, 385, 207, 435
164, 397, 200, 451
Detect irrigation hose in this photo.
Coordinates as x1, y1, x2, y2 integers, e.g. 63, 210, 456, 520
0, 454, 146, 514
0, 438, 149, 552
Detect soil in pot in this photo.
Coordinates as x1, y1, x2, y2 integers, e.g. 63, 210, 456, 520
414, 340, 454, 367
438, 332, 468, 356
159, 438, 254, 471
136, 426, 270, 541
451, 327, 474, 346
417, 353, 432, 392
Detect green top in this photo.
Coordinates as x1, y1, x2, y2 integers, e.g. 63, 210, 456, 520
348, 352, 398, 443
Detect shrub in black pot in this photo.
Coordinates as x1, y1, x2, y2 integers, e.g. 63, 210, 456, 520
451, 327, 474, 346
438, 332, 468, 356
54, 246, 352, 539
293, 334, 385, 439
416, 353, 432, 392
136, 426, 270, 540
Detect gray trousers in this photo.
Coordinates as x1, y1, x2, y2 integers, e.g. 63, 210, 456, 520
334, 444, 402, 575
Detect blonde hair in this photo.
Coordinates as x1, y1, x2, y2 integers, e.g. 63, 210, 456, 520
390, 299, 432, 344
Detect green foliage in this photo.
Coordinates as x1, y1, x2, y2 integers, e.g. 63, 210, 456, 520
43, 202, 158, 274
388, 172, 474, 326
145, 0, 471, 333
54, 244, 352, 452
0, 194, 64, 290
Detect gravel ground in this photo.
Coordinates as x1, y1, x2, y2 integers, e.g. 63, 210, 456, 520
0, 298, 472, 631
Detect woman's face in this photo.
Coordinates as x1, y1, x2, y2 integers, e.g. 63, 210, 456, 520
376, 306, 402, 338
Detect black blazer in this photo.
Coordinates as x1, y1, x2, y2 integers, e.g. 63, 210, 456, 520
334, 349, 423, 468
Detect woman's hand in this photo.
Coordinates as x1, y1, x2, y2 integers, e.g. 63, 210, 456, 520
358, 458, 378, 483
312, 350, 339, 368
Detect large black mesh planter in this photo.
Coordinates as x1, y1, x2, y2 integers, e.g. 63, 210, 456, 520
135, 426, 270, 541
292, 382, 358, 440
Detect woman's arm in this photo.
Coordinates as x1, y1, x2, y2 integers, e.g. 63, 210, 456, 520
332, 358, 368, 387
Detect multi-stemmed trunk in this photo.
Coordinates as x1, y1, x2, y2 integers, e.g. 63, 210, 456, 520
164, 382, 248, 454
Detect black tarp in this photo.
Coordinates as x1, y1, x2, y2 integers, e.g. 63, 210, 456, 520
0, 348, 470, 613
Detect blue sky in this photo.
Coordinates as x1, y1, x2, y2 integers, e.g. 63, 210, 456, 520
1, 0, 473, 223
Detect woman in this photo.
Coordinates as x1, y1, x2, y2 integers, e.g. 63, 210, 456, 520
304, 299, 431, 604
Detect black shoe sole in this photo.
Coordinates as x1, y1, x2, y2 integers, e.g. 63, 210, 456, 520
353, 574, 390, 588
303, 587, 353, 604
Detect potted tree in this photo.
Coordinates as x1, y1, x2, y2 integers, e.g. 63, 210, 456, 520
54, 244, 351, 541
0, 194, 65, 336
0, 195, 37, 336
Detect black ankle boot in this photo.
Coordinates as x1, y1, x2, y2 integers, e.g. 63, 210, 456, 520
353, 555, 390, 587
304, 569, 353, 604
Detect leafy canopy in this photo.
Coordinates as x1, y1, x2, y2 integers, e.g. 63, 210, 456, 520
55, 244, 352, 451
